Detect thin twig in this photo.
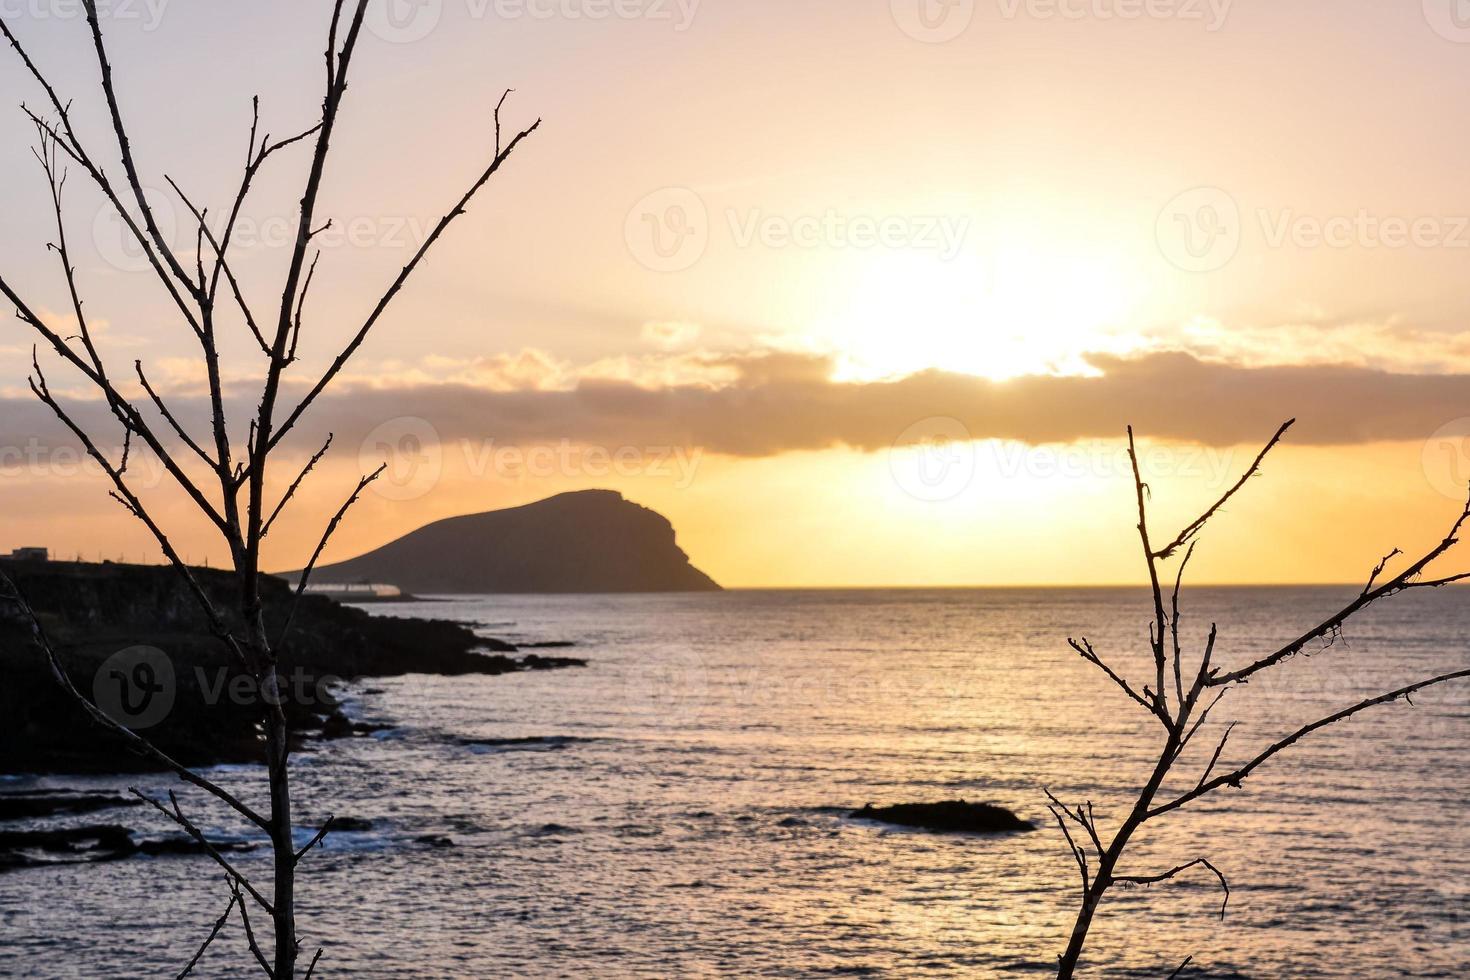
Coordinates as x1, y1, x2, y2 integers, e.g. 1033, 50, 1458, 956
176, 887, 239, 979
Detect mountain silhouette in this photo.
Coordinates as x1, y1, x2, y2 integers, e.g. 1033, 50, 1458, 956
297, 490, 720, 594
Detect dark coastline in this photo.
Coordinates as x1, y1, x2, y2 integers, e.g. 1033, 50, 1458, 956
0, 559, 583, 776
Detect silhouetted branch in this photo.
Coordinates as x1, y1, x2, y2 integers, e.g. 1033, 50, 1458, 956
1115, 858, 1230, 919
1150, 419, 1295, 561
278, 465, 385, 645
1125, 426, 1170, 720
1066, 637, 1159, 720
264, 435, 335, 538
267, 108, 542, 454
1152, 668, 1470, 819
81, 0, 197, 300
176, 885, 238, 980
136, 360, 218, 470
1051, 420, 1470, 978
232, 877, 274, 978
294, 815, 336, 865
2, 3, 538, 974
130, 789, 273, 913
1211, 490, 1470, 686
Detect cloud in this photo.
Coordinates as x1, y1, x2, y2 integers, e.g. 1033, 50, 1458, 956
8, 350, 1470, 465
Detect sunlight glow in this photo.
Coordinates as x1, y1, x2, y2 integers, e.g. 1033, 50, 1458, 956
822, 246, 1144, 382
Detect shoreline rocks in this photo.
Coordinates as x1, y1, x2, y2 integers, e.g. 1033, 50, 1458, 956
0, 559, 585, 775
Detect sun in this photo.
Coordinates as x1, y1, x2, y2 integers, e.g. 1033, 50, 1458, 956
819, 244, 1144, 382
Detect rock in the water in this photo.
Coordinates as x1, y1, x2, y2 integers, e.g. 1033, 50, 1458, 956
0, 791, 139, 821
0, 823, 258, 871
850, 800, 1034, 834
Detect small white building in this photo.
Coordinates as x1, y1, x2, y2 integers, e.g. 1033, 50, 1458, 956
6, 547, 49, 562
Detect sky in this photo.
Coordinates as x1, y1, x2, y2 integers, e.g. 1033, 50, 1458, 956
4, 0, 1470, 586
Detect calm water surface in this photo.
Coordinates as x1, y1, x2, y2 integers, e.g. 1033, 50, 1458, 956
4, 587, 1469, 977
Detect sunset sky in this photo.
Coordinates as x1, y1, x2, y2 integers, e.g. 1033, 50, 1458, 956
4, 0, 1470, 586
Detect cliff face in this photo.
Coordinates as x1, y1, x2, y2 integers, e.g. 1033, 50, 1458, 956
300, 490, 721, 594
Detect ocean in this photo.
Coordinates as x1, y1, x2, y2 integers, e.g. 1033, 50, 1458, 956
4, 587, 1469, 977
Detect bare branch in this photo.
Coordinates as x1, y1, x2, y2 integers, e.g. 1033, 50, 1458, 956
1150, 419, 1295, 561
294, 815, 336, 865
1170, 543, 1195, 709
263, 434, 334, 538
1193, 721, 1236, 791
1047, 800, 1090, 899
1152, 669, 1470, 819
1126, 426, 1170, 721
136, 361, 218, 471
1067, 637, 1161, 721
1212, 490, 1470, 686
231, 877, 275, 979
175, 886, 238, 980
28, 365, 240, 645
1115, 857, 1230, 919
267, 111, 542, 454
81, 0, 199, 300
129, 789, 274, 914
277, 464, 385, 645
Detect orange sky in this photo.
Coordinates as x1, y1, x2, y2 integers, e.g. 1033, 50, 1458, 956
4, 1, 1470, 586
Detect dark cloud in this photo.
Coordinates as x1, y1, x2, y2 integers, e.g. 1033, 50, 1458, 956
5, 351, 1470, 462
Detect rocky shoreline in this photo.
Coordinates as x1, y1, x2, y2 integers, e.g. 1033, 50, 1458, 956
0, 559, 584, 775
